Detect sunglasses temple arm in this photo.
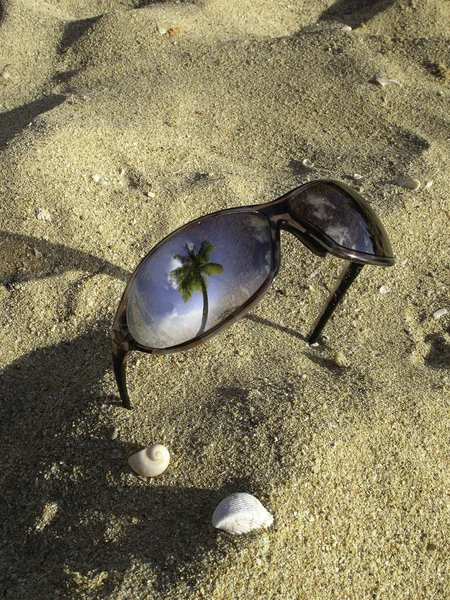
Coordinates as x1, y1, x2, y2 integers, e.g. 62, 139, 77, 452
307, 262, 364, 344
112, 349, 131, 409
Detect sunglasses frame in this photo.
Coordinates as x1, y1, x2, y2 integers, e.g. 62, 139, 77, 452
112, 178, 394, 408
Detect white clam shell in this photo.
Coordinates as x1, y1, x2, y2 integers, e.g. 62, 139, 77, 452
302, 158, 315, 168
391, 177, 421, 190
372, 76, 402, 87
128, 444, 170, 477
212, 493, 274, 535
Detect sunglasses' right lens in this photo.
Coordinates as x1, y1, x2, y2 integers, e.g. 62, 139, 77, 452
127, 212, 272, 349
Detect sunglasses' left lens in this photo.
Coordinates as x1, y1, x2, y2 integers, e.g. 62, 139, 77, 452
127, 212, 272, 349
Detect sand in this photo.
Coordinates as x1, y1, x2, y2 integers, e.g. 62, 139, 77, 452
0, 0, 449, 598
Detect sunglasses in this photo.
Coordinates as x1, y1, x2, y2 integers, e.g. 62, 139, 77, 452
112, 179, 394, 409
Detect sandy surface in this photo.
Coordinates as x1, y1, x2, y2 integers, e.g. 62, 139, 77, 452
1, 0, 449, 598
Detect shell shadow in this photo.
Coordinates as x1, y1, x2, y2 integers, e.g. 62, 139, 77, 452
424, 333, 450, 370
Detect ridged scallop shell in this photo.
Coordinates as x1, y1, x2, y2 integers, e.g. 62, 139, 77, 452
128, 444, 170, 477
212, 493, 274, 535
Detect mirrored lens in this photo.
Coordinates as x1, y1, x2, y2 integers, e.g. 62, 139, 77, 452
287, 182, 394, 261
127, 212, 272, 349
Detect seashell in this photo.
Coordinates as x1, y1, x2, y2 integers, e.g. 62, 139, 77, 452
302, 158, 315, 168
212, 493, 274, 535
390, 177, 421, 190
372, 76, 402, 87
128, 444, 170, 477
432, 308, 447, 319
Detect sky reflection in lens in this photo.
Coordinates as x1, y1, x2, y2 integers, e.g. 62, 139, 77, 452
127, 212, 271, 349
287, 182, 394, 258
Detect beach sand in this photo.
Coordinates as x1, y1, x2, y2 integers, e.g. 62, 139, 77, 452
1, 0, 449, 598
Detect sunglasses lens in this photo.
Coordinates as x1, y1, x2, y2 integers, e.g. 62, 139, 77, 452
287, 182, 394, 262
127, 212, 272, 349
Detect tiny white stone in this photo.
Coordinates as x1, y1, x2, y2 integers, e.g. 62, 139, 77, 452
432, 308, 447, 319
302, 158, 315, 168
91, 174, 101, 183
424, 180, 433, 188
35, 208, 52, 222
353, 173, 363, 180
372, 76, 402, 87
390, 177, 421, 190
341, 25, 352, 31
379, 286, 390, 294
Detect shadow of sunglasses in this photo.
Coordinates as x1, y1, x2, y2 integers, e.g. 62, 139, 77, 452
112, 179, 395, 408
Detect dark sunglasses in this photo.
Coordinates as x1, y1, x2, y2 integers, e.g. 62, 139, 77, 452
112, 179, 394, 409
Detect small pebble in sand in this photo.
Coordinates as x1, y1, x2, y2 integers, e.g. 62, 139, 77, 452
91, 174, 101, 183
432, 308, 447, 319
168, 27, 182, 36
353, 173, 363, 180
111, 428, 119, 440
379, 286, 390, 294
334, 351, 350, 368
424, 180, 433, 188
35, 208, 52, 222
302, 158, 315, 168
372, 76, 402, 87
341, 25, 352, 31
390, 177, 421, 190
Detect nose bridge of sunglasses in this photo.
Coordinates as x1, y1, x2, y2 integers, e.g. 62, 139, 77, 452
278, 219, 328, 257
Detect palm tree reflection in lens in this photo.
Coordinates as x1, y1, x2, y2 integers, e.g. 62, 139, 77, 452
169, 239, 224, 336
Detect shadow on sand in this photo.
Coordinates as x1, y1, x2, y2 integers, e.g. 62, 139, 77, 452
0, 322, 253, 598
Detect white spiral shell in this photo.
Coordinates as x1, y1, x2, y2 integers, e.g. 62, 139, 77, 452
212, 493, 274, 535
128, 444, 170, 477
